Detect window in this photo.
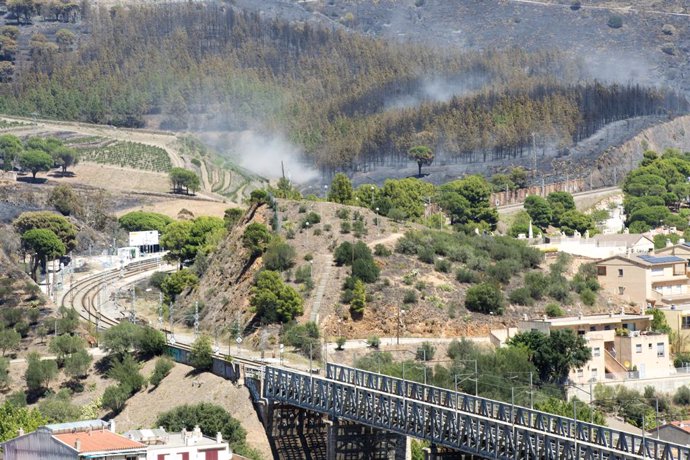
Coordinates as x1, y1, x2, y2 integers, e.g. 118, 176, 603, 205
589, 326, 596, 331
597, 266, 607, 276
657, 342, 665, 357
591, 368, 598, 380
577, 369, 584, 378
604, 325, 611, 330
618, 286, 625, 295
675, 264, 686, 276
158, 455, 168, 460
652, 267, 664, 277
682, 317, 690, 329
636, 344, 642, 354
592, 347, 601, 357
618, 269, 624, 277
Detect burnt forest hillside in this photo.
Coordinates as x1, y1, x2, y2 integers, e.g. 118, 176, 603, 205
0, 0, 686, 185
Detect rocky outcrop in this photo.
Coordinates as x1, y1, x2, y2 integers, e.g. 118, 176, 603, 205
593, 115, 690, 186
179, 203, 269, 332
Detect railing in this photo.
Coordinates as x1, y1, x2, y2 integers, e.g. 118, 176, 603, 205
161, 343, 690, 460
266, 365, 690, 460
322, 362, 688, 460
604, 349, 629, 378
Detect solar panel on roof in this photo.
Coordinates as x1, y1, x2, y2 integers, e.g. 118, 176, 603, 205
638, 255, 686, 264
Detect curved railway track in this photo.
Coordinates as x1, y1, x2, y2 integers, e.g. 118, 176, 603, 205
61, 258, 167, 330
63, 257, 263, 369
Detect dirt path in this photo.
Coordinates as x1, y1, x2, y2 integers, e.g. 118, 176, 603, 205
367, 232, 404, 248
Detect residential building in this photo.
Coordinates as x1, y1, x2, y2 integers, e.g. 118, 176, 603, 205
651, 420, 690, 445
517, 311, 672, 384
532, 233, 653, 259
1, 420, 147, 460
596, 254, 690, 308
125, 426, 232, 460
659, 304, 690, 353
656, 243, 690, 265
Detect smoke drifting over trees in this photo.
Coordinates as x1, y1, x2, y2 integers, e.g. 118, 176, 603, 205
0, 2, 685, 179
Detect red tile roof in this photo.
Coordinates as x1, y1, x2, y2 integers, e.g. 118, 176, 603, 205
53, 430, 145, 453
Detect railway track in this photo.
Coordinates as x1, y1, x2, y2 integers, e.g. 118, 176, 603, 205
61, 258, 167, 331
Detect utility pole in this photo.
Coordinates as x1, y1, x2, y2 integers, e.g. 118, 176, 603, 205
613, 166, 617, 185
194, 301, 199, 338
157, 292, 163, 330
169, 301, 174, 343
130, 287, 136, 322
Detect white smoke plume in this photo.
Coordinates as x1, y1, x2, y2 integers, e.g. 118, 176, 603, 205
222, 130, 319, 183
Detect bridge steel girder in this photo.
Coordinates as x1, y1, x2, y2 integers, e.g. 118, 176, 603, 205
265, 366, 690, 460
328, 418, 407, 460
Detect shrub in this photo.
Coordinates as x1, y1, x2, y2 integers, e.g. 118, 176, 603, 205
416, 342, 435, 361
674, 386, 690, 405
508, 288, 533, 306
250, 271, 303, 323
102, 384, 131, 414
403, 290, 418, 304
150, 357, 175, 387
350, 279, 367, 315
242, 223, 271, 257
336, 337, 346, 351
525, 272, 549, 300
374, 244, 391, 257
25, 352, 58, 393
607, 15, 623, 29
38, 390, 81, 423
488, 259, 520, 284
336, 208, 350, 220
352, 219, 366, 237
340, 221, 351, 234
465, 283, 504, 315
456, 268, 479, 284
301, 212, 321, 228
367, 336, 381, 349
434, 258, 452, 273
580, 288, 596, 306
149, 271, 168, 290
545, 303, 565, 318
108, 355, 145, 393
352, 257, 380, 284
570, 0, 581, 10
189, 335, 214, 372
263, 241, 296, 272
137, 327, 167, 357
417, 246, 435, 264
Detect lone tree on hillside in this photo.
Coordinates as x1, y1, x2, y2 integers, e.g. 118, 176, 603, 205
19, 150, 53, 179
169, 167, 200, 195
21, 229, 66, 281
53, 146, 78, 174
408, 145, 434, 177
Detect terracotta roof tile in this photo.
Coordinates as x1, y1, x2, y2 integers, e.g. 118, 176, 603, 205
54, 431, 145, 453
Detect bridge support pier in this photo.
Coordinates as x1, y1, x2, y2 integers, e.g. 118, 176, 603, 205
327, 417, 407, 459
423, 445, 467, 460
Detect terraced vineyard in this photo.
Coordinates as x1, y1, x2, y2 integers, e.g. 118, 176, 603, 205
0, 119, 33, 129
75, 140, 172, 172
